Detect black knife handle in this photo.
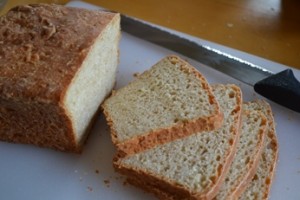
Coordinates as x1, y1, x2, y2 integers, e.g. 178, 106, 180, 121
254, 69, 300, 113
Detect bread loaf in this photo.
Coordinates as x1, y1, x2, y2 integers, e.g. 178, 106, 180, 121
102, 55, 223, 156
0, 4, 120, 152
113, 84, 242, 200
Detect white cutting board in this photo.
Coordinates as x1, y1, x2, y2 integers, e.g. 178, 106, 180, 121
0, 1, 299, 199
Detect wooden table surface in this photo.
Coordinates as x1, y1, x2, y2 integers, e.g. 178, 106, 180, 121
1, 0, 300, 69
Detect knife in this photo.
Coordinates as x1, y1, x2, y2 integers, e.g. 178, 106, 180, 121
120, 14, 300, 113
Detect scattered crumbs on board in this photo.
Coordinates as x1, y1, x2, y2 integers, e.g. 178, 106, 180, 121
87, 186, 93, 192
104, 179, 110, 188
123, 179, 129, 186
133, 72, 140, 78
114, 175, 122, 181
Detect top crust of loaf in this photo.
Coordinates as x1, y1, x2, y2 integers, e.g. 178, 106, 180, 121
103, 55, 223, 156
0, 4, 118, 103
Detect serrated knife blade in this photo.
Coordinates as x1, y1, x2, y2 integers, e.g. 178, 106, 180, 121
120, 14, 300, 113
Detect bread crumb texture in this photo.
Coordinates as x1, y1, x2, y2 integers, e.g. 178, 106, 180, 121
103, 55, 223, 155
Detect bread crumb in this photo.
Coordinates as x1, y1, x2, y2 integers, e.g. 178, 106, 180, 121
104, 179, 110, 188
95, 169, 100, 174
87, 186, 93, 192
133, 72, 140, 78
123, 180, 129, 186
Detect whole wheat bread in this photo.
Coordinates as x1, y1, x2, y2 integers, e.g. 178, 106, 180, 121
113, 84, 242, 200
103, 55, 223, 156
0, 4, 120, 152
239, 100, 279, 200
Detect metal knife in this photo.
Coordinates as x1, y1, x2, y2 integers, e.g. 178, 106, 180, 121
120, 14, 300, 113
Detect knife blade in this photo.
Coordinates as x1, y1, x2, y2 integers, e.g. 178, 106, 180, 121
120, 14, 300, 113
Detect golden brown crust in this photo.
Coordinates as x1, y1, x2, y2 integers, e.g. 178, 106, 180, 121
113, 84, 243, 200
0, 4, 119, 152
103, 55, 224, 157
0, 98, 78, 152
0, 4, 116, 102
111, 111, 223, 157
261, 102, 278, 200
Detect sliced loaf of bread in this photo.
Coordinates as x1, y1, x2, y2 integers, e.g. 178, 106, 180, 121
102, 55, 223, 156
239, 100, 279, 200
113, 84, 242, 200
0, 4, 120, 152
214, 108, 267, 200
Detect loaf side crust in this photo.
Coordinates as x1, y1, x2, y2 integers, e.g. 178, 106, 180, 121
0, 99, 78, 152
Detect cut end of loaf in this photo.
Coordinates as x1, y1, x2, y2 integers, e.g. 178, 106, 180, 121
63, 13, 121, 147
103, 55, 223, 155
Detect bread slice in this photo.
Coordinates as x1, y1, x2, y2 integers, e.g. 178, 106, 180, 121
121, 106, 267, 200
102, 55, 223, 156
0, 4, 120, 152
113, 84, 242, 200
239, 100, 279, 200
214, 108, 267, 200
